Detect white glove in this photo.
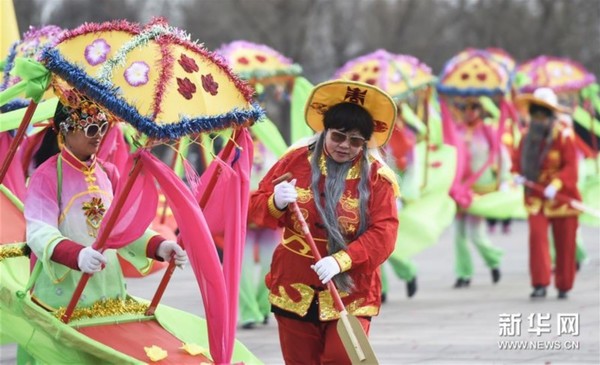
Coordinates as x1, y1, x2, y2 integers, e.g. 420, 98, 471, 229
543, 184, 558, 200
273, 179, 297, 210
311, 256, 341, 284
513, 175, 526, 186
77, 246, 107, 274
499, 182, 510, 192
396, 199, 403, 211
157, 240, 188, 267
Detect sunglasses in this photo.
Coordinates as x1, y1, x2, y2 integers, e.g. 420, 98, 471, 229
455, 102, 482, 112
82, 121, 109, 138
329, 129, 366, 148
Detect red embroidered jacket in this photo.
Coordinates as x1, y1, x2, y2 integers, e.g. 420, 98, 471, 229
512, 124, 581, 217
249, 145, 399, 321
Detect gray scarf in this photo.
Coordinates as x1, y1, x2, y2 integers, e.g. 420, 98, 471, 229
521, 120, 555, 184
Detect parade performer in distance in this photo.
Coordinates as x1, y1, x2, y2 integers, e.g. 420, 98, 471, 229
249, 80, 399, 364
512, 87, 581, 299
451, 96, 505, 288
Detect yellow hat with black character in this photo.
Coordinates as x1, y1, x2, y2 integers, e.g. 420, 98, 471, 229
305, 80, 397, 148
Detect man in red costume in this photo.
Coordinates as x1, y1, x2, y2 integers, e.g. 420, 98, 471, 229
513, 88, 581, 299
250, 80, 399, 364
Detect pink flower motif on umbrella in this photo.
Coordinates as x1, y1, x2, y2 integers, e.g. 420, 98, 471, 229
84, 39, 111, 66
201, 74, 219, 96
177, 77, 197, 100
124, 61, 150, 87
178, 54, 199, 73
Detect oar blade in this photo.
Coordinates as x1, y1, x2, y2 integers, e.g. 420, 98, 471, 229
337, 313, 379, 364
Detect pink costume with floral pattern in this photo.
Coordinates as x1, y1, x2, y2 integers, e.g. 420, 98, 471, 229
25, 147, 162, 310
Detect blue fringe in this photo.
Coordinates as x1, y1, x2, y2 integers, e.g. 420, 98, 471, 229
0, 43, 18, 92
435, 84, 507, 97
42, 48, 265, 141
0, 99, 30, 113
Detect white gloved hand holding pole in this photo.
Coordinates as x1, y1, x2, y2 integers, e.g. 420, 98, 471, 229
311, 256, 341, 284
273, 179, 297, 210
77, 246, 107, 274
543, 184, 558, 200
157, 240, 188, 267
513, 175, 526, 186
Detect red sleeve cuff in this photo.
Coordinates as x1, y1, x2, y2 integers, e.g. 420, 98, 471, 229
147, 235, 166, 261
51, 239, 85, 270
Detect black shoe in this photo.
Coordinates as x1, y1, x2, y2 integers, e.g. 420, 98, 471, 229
381, 292, 387, 303
241, 322, 256, 329
530, 286, 547, 298
491, 268, 501, 284
558, 291, 568, 299
263, 315, 269, 325
406, 277, 417, 298
454, 278, 470, 288
576, 261, 581, 272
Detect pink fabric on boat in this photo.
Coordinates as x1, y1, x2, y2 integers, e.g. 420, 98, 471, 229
97, 124, 132, 176
95, 155, 158, 251
139, 150, 230, 364
0, 132, 26, 199
221, 130, 253, 363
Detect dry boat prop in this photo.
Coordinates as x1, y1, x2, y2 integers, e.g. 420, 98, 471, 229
0, 19, 264, 364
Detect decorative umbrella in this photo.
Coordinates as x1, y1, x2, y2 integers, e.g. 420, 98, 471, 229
517, 55, 596, 94
0, 25, 64, 199
216, 40, 302, 87
437, 48, 512, 97
6, 18, 262, 364
334, 49, 436, 100
1, 25, 64, 91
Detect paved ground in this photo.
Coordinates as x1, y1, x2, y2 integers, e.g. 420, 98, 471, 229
1, 220, 599, 364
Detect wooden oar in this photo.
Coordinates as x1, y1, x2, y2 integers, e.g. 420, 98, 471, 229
274, 173, 378, 364
290, 201, 378, 364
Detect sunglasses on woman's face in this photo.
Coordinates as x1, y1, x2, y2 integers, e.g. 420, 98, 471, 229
82, 121, 109, 139
329, 129, 366, 148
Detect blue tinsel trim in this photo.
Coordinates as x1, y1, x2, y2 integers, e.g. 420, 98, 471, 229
0, 99, 30, 113
435, 84, 506, 97
0, 43, 18, 92
42, 48, 265, 140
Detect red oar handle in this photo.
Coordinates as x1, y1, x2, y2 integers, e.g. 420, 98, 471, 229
290, 202, 347, 313
0, 101, 38, 184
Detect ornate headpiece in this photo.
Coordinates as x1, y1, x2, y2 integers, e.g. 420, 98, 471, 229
53, 85, 114, 134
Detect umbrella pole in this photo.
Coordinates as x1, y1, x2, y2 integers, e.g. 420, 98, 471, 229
61, 158, 145, 323
0, 100, 38, 184
159, 140, 181, 224
145, 129, 239, 316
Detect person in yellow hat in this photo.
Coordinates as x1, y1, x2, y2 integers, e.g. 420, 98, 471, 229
249, 80, 399, 364
512, 87, 581, 299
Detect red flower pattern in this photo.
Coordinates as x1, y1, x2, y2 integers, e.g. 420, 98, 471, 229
201, 74, 219, 96
179, 54, 199, 73
237, 57, 249, 65
177, 77, 197, 100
